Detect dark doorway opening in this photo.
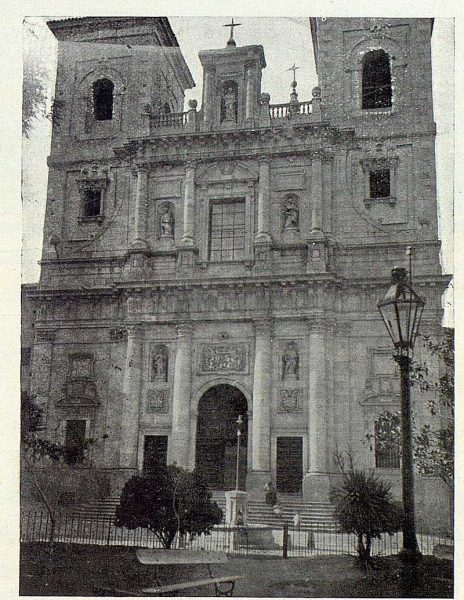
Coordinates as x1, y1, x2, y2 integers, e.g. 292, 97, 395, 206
276, 436, 303, 493
64, 419, 86, 465
143, 435, 168, 475
196, 384, 248, 490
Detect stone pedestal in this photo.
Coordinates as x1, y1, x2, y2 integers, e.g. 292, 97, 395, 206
302, 472, 331, 502
225, 490, 248, 526
246, 471, 272, 500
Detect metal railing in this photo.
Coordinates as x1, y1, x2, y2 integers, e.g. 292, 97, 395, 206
21, 510, 452, 559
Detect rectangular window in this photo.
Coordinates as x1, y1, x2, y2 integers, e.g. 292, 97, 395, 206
83, 189, 102, 218
375, 420, 400, 469
64, 419, 87, 465
369, 169, 391, 198
209, 199, 246, 262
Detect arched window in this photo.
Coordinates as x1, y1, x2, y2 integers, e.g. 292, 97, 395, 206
93, 78, 114, 121
362, 50, 392, 109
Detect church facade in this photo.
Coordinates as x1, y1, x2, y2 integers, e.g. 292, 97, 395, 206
26, 17, 450, 529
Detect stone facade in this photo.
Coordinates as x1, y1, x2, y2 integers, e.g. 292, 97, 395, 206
25, 17, 450, 529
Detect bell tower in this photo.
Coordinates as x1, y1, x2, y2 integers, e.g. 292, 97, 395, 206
199, 20, 266, 130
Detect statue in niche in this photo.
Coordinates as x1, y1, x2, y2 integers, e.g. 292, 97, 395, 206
160, 204, 174, 238
152, 346, 168, 381
283, 196, 299, 231
222, 86, 237, 123
282, 342, 299, 380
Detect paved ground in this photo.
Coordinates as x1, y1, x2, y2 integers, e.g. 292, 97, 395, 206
20, 542, 453, 597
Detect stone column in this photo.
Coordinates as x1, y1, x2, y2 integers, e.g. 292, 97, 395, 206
203, 68, 215, 128
181, 163, 196, 246
245, 64, 255, 122
303, 320, 330, 501
255, 158, 271, 242
132, 164, 148, 249
120, 325, 144, 468
310, 152, 323, 234
170, 323, 193, 468
249, 320, 272, 493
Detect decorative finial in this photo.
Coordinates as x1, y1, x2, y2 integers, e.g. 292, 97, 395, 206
224, 18, 242, 47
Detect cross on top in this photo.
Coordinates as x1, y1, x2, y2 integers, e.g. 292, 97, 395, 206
287, 62, 300, 84
224, 18, 242, 45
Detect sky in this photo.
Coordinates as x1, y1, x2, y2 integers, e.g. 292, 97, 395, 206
21, 16, 454, 321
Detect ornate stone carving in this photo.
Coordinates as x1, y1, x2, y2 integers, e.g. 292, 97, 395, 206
278, 388, 303, 413
198, 343, 248, 374
282, 341, 299, 380
146, 389, 169, 413
151, 345, 168, 382
69, 354, 93, 379
58, 379, 98, 407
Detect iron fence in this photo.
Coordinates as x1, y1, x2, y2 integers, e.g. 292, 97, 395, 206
20, 509, 452, 559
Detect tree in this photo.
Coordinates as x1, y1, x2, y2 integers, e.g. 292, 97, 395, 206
114, 466, 223, 549
330, 465, 403, 565
366, 329, 454, 528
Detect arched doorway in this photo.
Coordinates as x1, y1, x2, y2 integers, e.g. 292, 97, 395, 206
196, 384, 248, 490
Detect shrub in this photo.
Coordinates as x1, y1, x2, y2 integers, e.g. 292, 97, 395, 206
115, 465, 223, 549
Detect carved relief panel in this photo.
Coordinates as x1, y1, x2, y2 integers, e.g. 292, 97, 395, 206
197, 343, 249, 375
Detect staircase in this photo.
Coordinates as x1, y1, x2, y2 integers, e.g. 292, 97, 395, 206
72, 492, 337, 530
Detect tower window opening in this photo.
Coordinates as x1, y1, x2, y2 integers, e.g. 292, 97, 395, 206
362, 50, 392, 109
83, 189, 102, 218
93, 78, 114, 121
369, 169, 391, 198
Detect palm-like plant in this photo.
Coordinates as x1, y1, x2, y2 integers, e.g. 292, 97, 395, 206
330, 469, 403, 564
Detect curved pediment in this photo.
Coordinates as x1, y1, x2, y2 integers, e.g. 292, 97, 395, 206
196, 160, 258, 185
57, 379, 99, 408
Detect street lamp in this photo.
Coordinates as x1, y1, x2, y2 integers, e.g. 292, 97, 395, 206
378, 266, 425, 561
235, 415, 243, 491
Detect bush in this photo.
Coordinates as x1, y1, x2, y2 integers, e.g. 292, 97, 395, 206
115, 465, 223, 548
330, 469, 403, 564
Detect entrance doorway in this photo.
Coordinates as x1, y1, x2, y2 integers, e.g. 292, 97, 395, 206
276, 436, 303, 493
196, 384, 248, 490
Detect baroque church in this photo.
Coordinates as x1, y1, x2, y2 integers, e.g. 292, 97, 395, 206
24, 17, 450, 529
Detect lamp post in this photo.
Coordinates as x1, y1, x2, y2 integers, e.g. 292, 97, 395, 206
235, 415, 243, 491
377, 266, 425, 561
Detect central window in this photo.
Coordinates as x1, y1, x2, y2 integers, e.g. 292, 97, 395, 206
209, 199, 246, 261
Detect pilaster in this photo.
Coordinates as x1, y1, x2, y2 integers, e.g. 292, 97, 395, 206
131, 164, 149, 250
170, 323, 194, 468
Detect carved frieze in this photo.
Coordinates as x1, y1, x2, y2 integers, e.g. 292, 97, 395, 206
278, 388, 303, 413
146, 389, 169, 413
197, 343, 248, 375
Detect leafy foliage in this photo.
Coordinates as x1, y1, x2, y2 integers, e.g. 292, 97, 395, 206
21, 392, 65, 463
330, 468, 403, 564
115, 466, 223, 548
23, 21, 51, 138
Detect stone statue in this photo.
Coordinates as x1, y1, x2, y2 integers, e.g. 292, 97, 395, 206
152, 347, 168, 381
282, 342, 299, 380
283, 197, 299, 230
223, 87, 237, 122
160, 205, 174, 238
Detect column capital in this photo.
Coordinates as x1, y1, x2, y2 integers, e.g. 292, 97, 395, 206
254, 319, 273, 337
184, 161, 198, 172
311, 150, 325, 162
176, 322, 194, 339
131, 163, 149, 177
257, 155, 270, 167
35, 329, 56, 343
126, 324, 145, 338
307, 318, 326, 334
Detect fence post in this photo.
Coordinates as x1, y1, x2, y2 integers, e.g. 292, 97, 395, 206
282, 524, 289, 559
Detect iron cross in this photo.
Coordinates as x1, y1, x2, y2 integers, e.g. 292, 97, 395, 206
224, 18, 242, 40
287, 62, 300, 81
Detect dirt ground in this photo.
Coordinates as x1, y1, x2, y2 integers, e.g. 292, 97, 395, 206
20, 543, 453, 597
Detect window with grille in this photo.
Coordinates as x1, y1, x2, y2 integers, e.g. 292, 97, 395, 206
369, 169, 391, 198
209, 199, 246, 261
362, 50, 392, 110
375, 417, 400, 469
82, 189, 102, 218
